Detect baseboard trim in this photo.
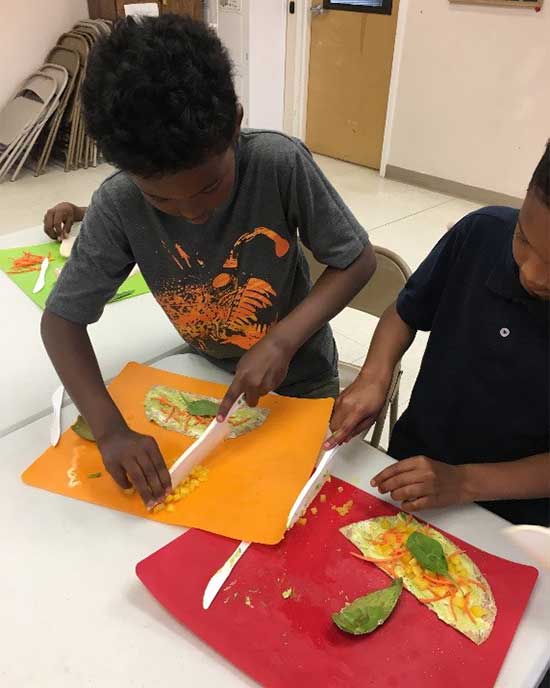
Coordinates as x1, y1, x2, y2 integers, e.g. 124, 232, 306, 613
385, 165, 523, 209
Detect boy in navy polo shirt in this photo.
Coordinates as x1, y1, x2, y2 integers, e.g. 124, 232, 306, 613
328, 142, 550, 525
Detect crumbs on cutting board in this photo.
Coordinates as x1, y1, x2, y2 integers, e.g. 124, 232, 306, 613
332, 499, 353, 516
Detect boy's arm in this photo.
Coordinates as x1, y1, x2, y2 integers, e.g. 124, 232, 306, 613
325, 302, 415, 447
371, 452, 550, 512
41, 311, 171, 506
217, 245, 376, 417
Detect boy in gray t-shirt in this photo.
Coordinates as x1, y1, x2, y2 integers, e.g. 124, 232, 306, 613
42, 15, 375, 508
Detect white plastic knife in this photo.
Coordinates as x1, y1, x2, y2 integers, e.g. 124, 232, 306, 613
202, 540, 251, 610
50, 384, 65, 447
201, 443, 343, 610
169, 394, 246, 490
285, 444, 341, 529
32, 256, 49, 293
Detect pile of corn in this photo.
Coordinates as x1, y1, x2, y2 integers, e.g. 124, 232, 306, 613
152, 465, 209, 513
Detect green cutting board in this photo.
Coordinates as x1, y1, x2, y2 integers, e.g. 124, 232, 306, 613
0, 240, 149, 310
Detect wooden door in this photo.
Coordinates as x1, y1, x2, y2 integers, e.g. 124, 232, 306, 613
305, 1, 399, 170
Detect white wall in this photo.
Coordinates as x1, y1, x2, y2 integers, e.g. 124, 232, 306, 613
385, 0, 550, 199
248, 0, 287, 131
0, 0, 89, 110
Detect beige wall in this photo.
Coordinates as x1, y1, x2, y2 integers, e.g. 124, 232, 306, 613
385, 0, 550, 199
0, 0, 88, 109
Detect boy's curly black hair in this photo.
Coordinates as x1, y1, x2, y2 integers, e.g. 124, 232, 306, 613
529, 140, 550, 209
82, 14, 238, 177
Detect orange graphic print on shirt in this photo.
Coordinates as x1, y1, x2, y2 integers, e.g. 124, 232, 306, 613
156, 227, 290, 355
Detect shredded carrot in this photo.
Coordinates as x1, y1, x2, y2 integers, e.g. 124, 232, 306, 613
8, 251, 53, 273
423, 574, 456, 587
350, 550, 405, 564
164, 406, 176, 423
154, 396, 174, 406
458, 578, 485, 591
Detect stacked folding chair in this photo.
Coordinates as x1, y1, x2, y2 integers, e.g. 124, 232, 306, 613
0, 18, 111, 182
0, 73, 59, 181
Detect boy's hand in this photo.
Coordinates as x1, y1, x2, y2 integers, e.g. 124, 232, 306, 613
43, 202, 80, 241
325, 375, 389, 449
217, 337, 291, 419
371, 456, 468, 511
97, 425, 172, 508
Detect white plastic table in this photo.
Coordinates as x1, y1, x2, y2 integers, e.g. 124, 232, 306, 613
0, 354, 548, 688
0, 225, 183, 437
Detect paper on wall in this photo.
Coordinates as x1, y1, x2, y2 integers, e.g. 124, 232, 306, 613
124, 3, 159, 17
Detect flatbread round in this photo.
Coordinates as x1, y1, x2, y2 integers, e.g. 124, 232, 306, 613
341, 514, 496, 644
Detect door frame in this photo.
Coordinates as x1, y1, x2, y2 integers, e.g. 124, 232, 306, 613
283, 0, 410, 175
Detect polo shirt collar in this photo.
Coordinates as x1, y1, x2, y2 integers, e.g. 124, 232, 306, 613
486, 233, 531, 303
487, 233, 550, 319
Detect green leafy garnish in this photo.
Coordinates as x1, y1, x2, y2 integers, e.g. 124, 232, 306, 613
332, 578, 403, 635
71, 416, 95, 442
406, 531, 448, 577
185, 399, 220, 417
87, 472, 102, 479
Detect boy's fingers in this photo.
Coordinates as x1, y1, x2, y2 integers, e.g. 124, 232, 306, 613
244, 390, 260, 408
401, 496, 431, 512
124, 459, 154, 507
136, 453, 164, 504
43, 209, 56, 239
217, 380, 242, 420
376, 470, 423, 495
145, 439, 172, 493
62, 215, 74, 238
370, 457, 418, 487
325, 412, 374, 448
105, 461, 132, 490
390, 482, 429, 503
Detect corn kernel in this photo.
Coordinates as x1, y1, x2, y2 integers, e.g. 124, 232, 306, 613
298, 517, 308, 526
470, 606, 486, 618
165, 494, 174, 503
310, 507, 318, 515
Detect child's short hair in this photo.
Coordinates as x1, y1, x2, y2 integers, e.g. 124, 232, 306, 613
528, 140, 550, 209
82, 14, 238, 177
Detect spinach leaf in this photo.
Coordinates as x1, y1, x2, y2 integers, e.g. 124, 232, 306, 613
185, 399, 220, 417
71, 415, 95, 442
332, 578, 403, 635
406, 530, 448, 577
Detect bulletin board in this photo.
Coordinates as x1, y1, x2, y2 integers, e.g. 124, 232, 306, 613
449, 0, 542, 8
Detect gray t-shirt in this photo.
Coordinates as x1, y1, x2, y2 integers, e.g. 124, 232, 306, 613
47, 129, 369, 396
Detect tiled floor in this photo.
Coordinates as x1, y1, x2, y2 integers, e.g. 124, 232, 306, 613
0, 155, 481, 447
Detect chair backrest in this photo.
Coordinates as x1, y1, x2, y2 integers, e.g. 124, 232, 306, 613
39, 64, 69, 95
58, 33, 89, 63
0, 73, 57, 147
302, 244, 411, 318
47, 47, 80, 79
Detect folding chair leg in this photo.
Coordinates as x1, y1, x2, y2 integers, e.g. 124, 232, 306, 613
389, 381, 400, 435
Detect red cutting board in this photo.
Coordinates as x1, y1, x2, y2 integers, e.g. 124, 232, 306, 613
136, 478, 538, 688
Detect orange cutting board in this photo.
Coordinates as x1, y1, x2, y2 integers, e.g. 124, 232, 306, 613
22, 362, 333, 544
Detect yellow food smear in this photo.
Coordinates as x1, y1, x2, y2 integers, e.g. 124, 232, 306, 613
332, 500, 354, 516
298, 517, 308, 526
310, 507, 318, 516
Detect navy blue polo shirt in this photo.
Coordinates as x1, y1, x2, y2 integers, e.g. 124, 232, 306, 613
388, 206, 549, 526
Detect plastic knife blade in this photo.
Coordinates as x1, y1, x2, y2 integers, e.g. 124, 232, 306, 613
169, 394, 246, 490
285, 445, 341, 530
50, 384, 64, 447
202, 540, 251, 610
32, 256, 49, 293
